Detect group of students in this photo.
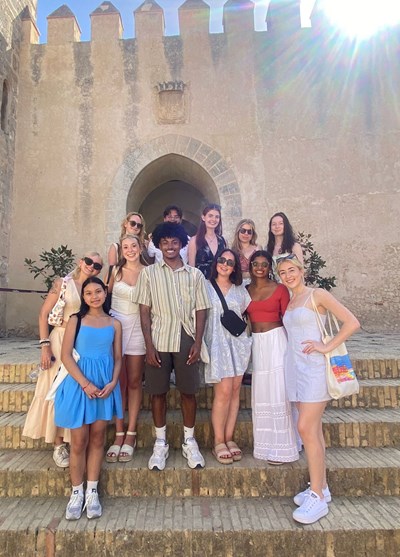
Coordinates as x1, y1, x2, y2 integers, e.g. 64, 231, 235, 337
22, 204, 360, 526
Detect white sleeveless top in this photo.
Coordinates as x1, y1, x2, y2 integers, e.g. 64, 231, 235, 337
111, 280, 139, 315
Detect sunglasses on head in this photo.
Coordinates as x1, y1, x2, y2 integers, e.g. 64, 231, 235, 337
128, 220, 143, 229
83, 257, 103, 271
251, 261, 268, 268
239, 228, 253, 235
217, 256, 235, 267
276, 253, 298, 264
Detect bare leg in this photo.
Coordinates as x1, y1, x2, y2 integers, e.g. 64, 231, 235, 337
180, 393, 196, 428
86, 421, 107, 481
211, 378, 234, 445
224, 375, 243, 442
111, 357, 127, 446
297, 402, 327, 498
69, 425, 89, 485
152, 393, 167, 427
123, 354, 145, 447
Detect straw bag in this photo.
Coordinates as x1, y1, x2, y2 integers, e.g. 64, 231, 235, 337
311, 292, 359, 400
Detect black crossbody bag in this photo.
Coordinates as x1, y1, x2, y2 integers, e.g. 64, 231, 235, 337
211, 279, 247, 337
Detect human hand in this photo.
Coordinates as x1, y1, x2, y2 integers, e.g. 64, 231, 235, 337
97, 381, 116, 399
40, 345, 55, 370
301, 340, 328, 354
187, 343, 201, 365
146, 345, 162, 368
83, 381, 100, 399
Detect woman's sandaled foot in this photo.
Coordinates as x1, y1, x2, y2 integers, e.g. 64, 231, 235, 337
212, 443, 233, 465
106, 432, 125, 463
118, 431, 137, 463
226, 441, 242, 462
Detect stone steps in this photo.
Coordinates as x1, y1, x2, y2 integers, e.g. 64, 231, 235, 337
1, 495, 400, 557
1, 408, 400, 450
1, 378, 400, 413
0, 447, 399, 499
1, 358, 399, 384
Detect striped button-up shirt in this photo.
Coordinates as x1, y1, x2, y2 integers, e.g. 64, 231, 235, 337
133, 260, 211, 353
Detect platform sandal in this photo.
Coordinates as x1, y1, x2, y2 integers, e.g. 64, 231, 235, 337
212, 443, 233, 465
105, 432, 125, 463
118, 431, 137, 463
226, 441, 242, 462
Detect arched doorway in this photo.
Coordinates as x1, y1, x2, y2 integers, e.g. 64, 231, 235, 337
126, 153, 220, 235
105, 134, 242, 250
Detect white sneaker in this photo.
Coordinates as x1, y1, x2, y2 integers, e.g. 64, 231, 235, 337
293, 490, 329, 524
182, 437, 205, 469
84, 489, 102, 519
53, 444, 70, 468
65, 489, 84, 520
294, 483, 331, 506
148, 439, 169, 471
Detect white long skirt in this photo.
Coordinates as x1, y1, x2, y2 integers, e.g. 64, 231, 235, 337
252, 327, 299, 463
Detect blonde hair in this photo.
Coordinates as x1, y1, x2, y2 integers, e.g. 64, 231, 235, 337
71, 251, 103, 279
115, 234, 148, 280
231, 219, 258, 252
276, 254, 304, 275
120, 212, 146, 243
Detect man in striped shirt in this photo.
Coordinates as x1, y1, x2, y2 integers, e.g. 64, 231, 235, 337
134, 222, 211, 471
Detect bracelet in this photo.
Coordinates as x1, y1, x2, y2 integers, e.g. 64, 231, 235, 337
39, 338, 50, 344
40, 342, 51, 348
82, 381, 90, 391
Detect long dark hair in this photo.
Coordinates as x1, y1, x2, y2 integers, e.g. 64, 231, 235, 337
209, 248, 242, 286
78, 277, 110, 317
266, 212, 296, 255
195, 204, 223, 250
249, 250, 273, 284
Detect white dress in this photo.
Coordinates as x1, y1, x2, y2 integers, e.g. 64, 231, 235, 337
110, 279, 145, 356
204, 282, 252, 383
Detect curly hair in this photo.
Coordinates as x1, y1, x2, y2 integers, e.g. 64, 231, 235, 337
152, 223, 188, 249
248, 250, 273, 283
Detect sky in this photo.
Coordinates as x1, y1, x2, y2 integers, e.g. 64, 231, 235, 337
36, 0, 317, 42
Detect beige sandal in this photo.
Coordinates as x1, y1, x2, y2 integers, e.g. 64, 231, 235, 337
106, 432, 125, 463
118, 431, 137, 463
212, 443, 233, 465
226, 441, 242, 462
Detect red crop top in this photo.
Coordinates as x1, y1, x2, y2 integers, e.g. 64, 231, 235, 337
246, 284, 290, 323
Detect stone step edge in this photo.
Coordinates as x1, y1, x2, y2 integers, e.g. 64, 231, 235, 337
0, 447, 399, 499
0, 496, 400, 557
1, 358, 399, 383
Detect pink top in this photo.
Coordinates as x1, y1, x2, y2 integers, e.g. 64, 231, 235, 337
247, 284, 290, 323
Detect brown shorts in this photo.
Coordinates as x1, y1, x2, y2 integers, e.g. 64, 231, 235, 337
145, 329, 200, 395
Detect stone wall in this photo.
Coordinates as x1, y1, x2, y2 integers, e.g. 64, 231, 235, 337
5, 1, 400, 334
0, 0, 37, 334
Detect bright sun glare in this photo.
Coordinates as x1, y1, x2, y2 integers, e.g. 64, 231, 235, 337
321, 0, 400, 39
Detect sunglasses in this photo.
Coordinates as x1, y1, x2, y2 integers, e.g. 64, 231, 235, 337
276, 253, 298, 264
217, 256, 235, 267
128, 221, 143, 230
251, 261, 269, 268
239, 228, 253, 235
83, 257, 103, 271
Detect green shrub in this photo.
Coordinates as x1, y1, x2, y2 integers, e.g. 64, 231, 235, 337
24, 245, 76, 291
297, 232, 336, 291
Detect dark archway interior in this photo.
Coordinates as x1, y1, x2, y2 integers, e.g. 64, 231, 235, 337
126, 154, 220, 236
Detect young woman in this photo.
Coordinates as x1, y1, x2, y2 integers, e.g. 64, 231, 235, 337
204, 249, 252, 464
246, 251, 298, 464
105, 234, 147, 463
55, 277, 123, 520
23, 253, 103, 467
231, 219, 262, 282
277, 255, 359, 525
188, 204, 226, 279
108, 212, 151, 266
266, 212, 303, 281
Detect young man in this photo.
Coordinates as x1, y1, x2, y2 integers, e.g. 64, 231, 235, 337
134, 222, 211, 470
147, 205, 190, 263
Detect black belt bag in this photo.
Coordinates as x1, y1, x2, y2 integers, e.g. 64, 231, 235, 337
211, 279, 247, 337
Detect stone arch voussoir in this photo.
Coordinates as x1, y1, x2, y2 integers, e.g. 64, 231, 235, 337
105, 134, 242, 246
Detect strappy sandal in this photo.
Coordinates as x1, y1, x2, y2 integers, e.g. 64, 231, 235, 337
118, 431, 137, 463
106, 432, 125, 463
212, 443, 233, 465
226, 441, 242, 462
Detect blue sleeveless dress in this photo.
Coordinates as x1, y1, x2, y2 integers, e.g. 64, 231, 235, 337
55, 325, 123, 429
